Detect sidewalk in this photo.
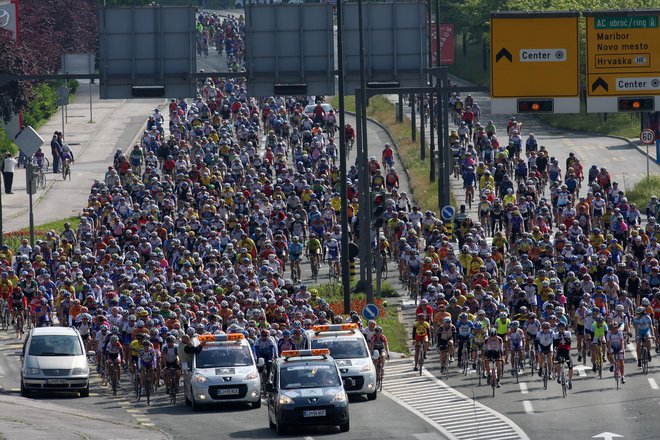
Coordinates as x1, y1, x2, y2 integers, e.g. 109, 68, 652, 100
0, 394, 170, 440
3, 81, 164, 232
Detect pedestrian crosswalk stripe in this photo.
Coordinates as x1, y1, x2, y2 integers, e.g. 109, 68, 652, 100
382, 358, 529, 440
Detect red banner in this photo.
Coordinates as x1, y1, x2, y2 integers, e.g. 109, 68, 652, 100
431, 22, 455, 65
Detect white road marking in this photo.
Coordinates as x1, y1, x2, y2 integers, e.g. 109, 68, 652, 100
413, 433, 446, 440
383, 359, 529, 440
575, 365, 587, 377
649, 378, 659, 390
522, 400, 534, 414
626, 343, 638, 360
519, 382, 529, 394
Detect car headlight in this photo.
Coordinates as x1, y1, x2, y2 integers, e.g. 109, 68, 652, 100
25, 368, 40, 375
193, 373, 208, 383
361, 362, 373, 372
244, 371, 259, 381
278, 394, 295, 405
332, 390, 347, 402
72, 367, 89, 375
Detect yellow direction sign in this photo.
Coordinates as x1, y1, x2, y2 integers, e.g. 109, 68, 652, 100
586, 11, 660, 97
490, 12, 579, 99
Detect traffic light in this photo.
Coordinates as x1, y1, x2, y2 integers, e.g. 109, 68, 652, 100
517, 99, 554, 113
617, 97, 655, 112
371, 191, 386, 228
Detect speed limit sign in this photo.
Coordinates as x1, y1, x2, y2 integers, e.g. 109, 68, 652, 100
640, 128, 656, 145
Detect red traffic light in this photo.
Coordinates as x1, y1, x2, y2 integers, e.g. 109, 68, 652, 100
517, 99, 553, 113
617, 97, 654, 112
374, 195, 384, 205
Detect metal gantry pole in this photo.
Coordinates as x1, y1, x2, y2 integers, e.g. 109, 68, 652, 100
440, 67, 451, 208
430, 90, 435, 181
356, 90, 366, 282
420, 94, 426, 160
337, 0, 351, 314
411, 96, 416, 142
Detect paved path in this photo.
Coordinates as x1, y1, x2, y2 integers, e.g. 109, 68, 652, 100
3, 81, 162, 232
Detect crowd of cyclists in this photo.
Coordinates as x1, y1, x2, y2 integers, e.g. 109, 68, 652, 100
405, 92, 659, 391
0, 10, 658, 406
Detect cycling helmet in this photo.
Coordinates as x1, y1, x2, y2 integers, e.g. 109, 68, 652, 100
596, 316, 604, 322
499, 312, 508, 319
166, 335, 176, 342
541, 322, 550, 329
459, 313, 468, 320
615, 304, 624, 311
635, 307, 645, 314
110, 335, 119, 342
474, 322, 483, 330
111, 326, 119, 334
136, 320, 145, 327
375, 326, 383, 333
557, 321, 566, 328
443, 317, 452, 324
641, 298, 651, 306
489, 328, 497, 336
510, 321, 519, 328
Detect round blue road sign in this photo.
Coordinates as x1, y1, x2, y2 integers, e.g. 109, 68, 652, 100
362, 303, 380, 320
441, 205, 455, 221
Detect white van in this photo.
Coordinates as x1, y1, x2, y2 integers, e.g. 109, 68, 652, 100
307, 324, 378, 400
18, 327, 93, 397
183, 333, 263, 411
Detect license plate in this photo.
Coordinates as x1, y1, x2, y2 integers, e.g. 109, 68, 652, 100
47, 379, 67, 384
303, 410, 326, 417
217, 388, 239, 396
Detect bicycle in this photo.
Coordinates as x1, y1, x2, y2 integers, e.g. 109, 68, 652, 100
165, 366, 178, 405
14, 308, 24, 338
309, 252, 320, 282
475, 347, 484, 386
490, 361, 498, 397
374, 354, 385, 392
61, 159, 72, 181
144, 368, 153, 405
542, 357, 550, 390
512, 349, 522, 384
132, 366, 141, 401
36, 165, 46, 189
594, 342, 604, 379
640, 337, 649, 375
107, 360, 119, 396
557, 357, 568, 398
465, 187, 474, 210
415, 340, 425, 376
612, 352, 621, 390
460, 343, 470, 376
328, 258, 340, 282
529, 346, 537, 376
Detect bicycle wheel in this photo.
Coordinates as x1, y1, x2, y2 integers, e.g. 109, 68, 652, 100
641, 347, 649, 375
476, 358, 482, 386
381, 260, 388, 280
111, 365, 118, 396
43, 157, 50, 171
135, 376, 141, 401
543, 363, 548, 390
561, 370, 567, 398
146, 376, 151, 405
515, 354, 520, 384
376, 364, 383, 391
38, 172, 46, 189
615, 368, 619, 390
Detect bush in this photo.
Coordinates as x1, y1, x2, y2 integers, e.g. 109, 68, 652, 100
22, 83, 58, 129
0, 127, 18, 156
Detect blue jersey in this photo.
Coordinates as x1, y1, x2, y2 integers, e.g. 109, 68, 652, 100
634, 315, 652, 335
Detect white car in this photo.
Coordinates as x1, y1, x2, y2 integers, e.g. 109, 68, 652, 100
18, 327, 93, 397
306, 324, 378, 400
183, 332, 264, 411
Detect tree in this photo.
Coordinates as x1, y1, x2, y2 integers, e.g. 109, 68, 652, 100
0, 30, 35, 124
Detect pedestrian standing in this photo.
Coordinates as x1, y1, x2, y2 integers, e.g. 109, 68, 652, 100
3, 152, 18, 194
51, 131, 62, 174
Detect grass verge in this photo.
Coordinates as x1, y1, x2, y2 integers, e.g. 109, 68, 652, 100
627, 175, 660, 209
331, 95, 448, 213
536, 112, 640, 139
313, 280, 409, 355
2, 216, 81, 253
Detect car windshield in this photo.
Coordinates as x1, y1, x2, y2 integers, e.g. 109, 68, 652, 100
280, 364, 341, 389
28, 335, 83, 356
311, 337, 369, 359
196, 343, 253, 368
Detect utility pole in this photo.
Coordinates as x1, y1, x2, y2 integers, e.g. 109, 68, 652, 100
337, 0, 351, 314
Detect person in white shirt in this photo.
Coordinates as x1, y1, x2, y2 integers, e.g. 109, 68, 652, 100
3, 153, 17, 194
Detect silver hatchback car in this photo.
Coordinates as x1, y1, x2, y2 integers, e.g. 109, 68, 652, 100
18, 327, 93, 397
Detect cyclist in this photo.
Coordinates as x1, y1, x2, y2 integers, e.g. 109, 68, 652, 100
553, 321, 574, 390
288, 236, 304, 281
484, 328, 504, 387
436, 316, 456, 372
508, 320, 525, 375
161, 335, 181, 393
382, 143, 394, 170
455, 313, 473, 367
370, 326, 390, 371
254, 329, 277, 379
470, 321, 487, 370
413, 313, 430, 371
536, 321, 554, 378
633, 306, 653, 367
345, 123, 355, 149
306, 233, 322, 275
591, 315, 608, 372
104, 334, 123, 386
138, 339, 158, 395
606, 320, 625, 383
